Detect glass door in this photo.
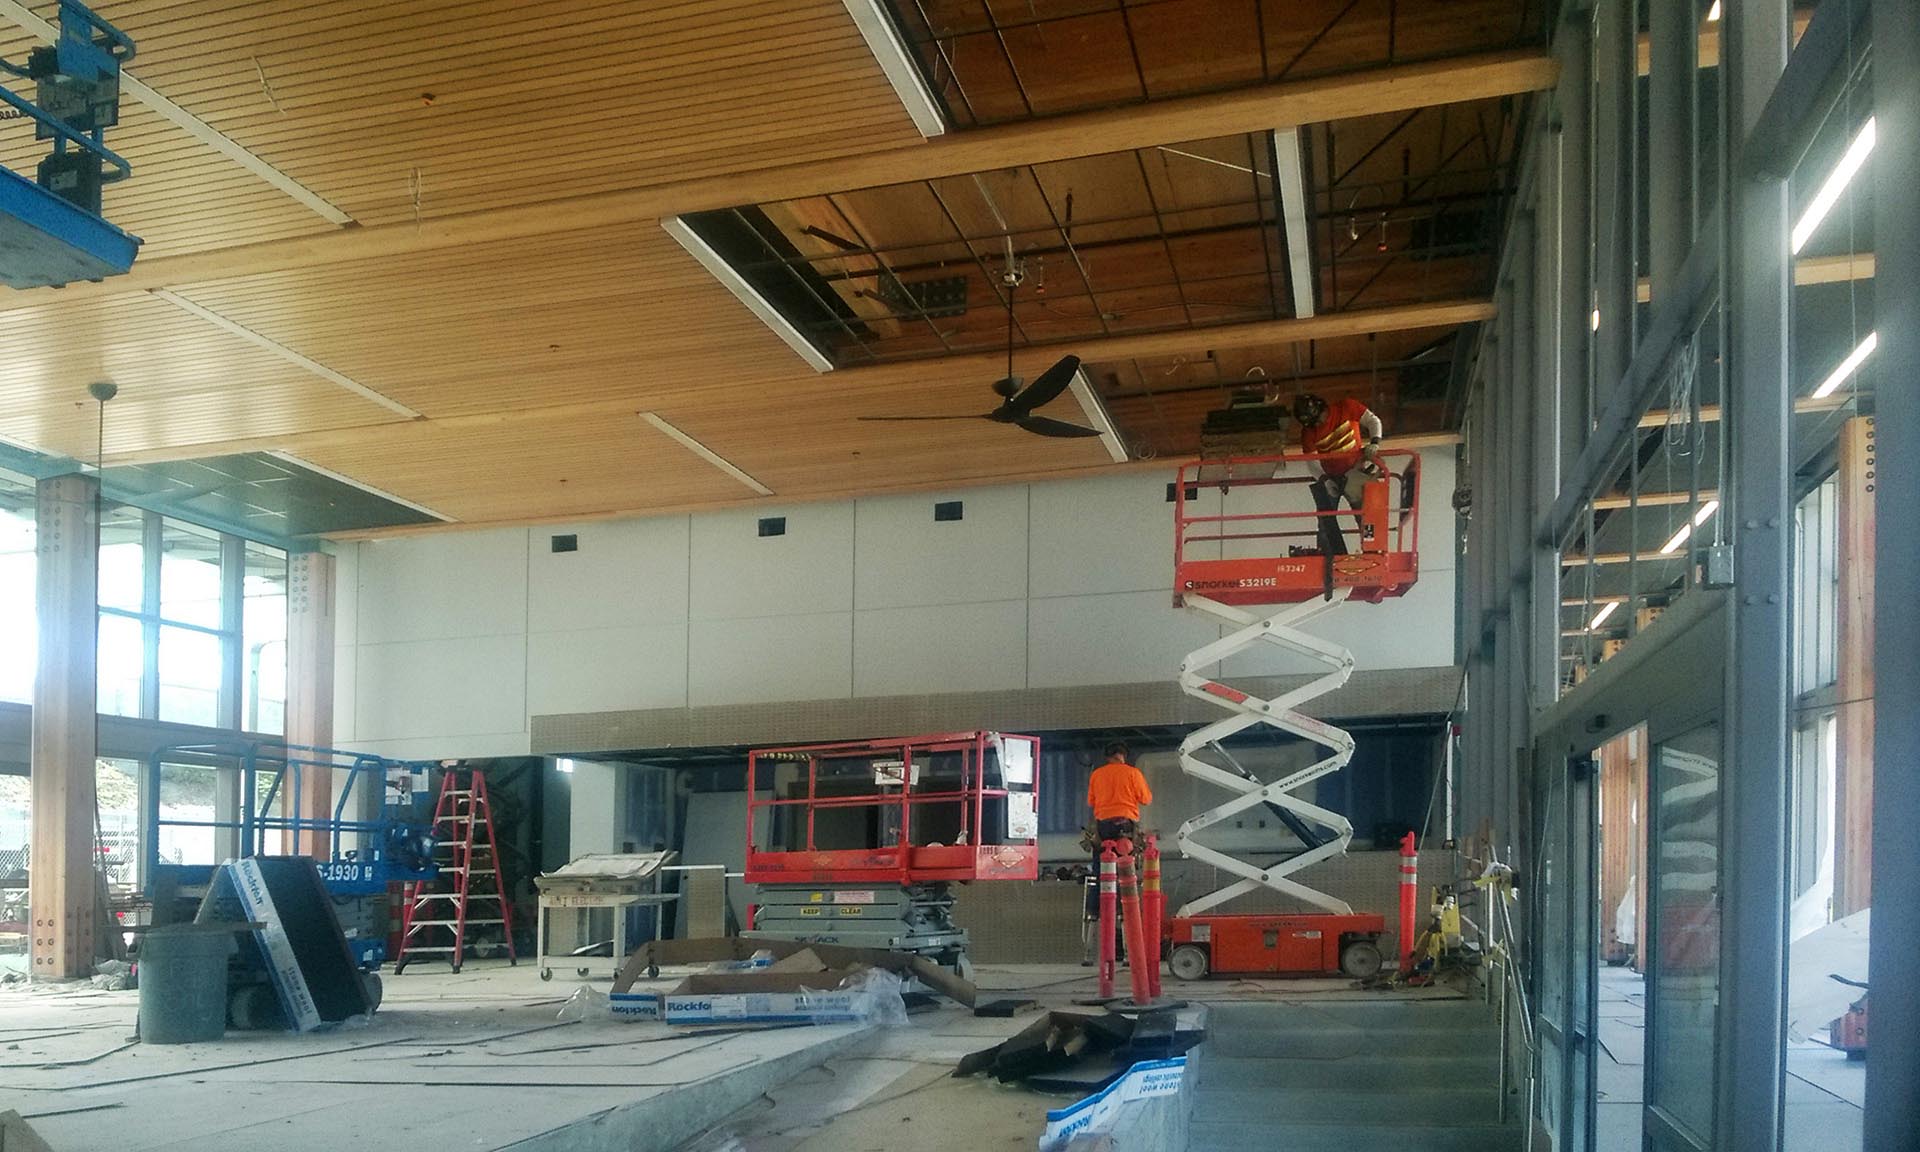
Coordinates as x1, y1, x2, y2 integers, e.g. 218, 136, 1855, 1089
1643, 721, 1722, 1150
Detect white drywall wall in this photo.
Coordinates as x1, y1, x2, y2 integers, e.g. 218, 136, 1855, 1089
332, 452, 1459, 758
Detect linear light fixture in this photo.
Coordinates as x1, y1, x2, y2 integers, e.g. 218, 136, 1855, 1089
1270, 127, 1316, 319
268, 451, 454, 522
1587, 600, 1620, 632
1811, 331, 1877, 398
1707, 0, 1721, 21
1792, 116, 1876, 254
0, 1, 354, 225
641, 412, 773, 496
153, 290, 421, 417
841, 0, 947, 138
662, 217, 834, 374
1067, 367, 1128, 463
1659, 498, 1720, 555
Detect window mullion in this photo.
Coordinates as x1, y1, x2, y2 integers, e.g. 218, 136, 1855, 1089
140, 511, 160, 721
220, 533, 244, 731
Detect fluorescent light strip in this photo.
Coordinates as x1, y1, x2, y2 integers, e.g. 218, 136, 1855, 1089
150, 290, 421, 417
268, 451, 454, 522
840, 0, 946, 138
1067, 367, 1128, 463
1707, 0, 1721, 21
1271, 128, 1316, 319
1811, 331, 1877, 398
662, 217, 834, 374
641, 412, 773, 496
1587, 600, 1620, 632
0, 1, 353, 225
1659, 498, 1719, 555
1792, 117, 1876, 254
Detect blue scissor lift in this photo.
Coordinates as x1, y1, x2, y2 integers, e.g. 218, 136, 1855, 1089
0, 0, 141, 288
143, 741, 442, 971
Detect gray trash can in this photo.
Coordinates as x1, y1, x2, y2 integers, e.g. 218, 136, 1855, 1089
138, 925, 235, 1044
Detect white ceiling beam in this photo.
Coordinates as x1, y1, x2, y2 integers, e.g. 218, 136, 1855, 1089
840, 0, 946, 139
1068, 367, 1129, 463
640, 413, 774, 496
1270, 127, 1316, 319
662, 216, 835, 374
149, 290, 419, 417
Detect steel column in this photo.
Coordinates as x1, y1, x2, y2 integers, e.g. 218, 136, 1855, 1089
1717, 1, 1792, 1148
1866, 0, 1920, 1140
287, 551, 336, 856
1649, 0, 1697, 294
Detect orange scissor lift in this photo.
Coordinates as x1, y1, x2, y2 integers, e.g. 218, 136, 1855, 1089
1163, 450, 1421, 980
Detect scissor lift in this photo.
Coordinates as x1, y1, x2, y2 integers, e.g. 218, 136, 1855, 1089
1164, 451, 1421, 979
744, 731, 1039, 974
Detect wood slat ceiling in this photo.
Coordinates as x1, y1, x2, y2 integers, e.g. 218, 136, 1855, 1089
72, 0, 923, 244
0, 291, 401, 456
0, 1, 1548, 533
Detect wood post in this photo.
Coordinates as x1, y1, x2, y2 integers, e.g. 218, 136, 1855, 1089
1598, 726, 1647, 968
1835, 416, 1876, 916
286, 551, 336, 857
28, 473, 99, 979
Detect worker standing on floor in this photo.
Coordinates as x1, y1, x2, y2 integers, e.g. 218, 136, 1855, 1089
1294, 392, 1385, 556
1083, 742, 1153, 962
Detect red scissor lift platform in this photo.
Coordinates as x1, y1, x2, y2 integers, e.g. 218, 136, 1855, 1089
1164, 451, 1421, 979
745, 731, 1038, 971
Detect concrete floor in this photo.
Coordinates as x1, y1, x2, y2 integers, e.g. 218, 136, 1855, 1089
1594, 965, 1863, 1152
0, 960, 880, 1152
0, 958, 1486, 1152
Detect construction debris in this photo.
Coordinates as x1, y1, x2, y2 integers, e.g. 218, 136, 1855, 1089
953, 1008, 1202, 1094
614, 936, 977, 1007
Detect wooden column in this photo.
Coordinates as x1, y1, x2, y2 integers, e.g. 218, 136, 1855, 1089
1835, 416, 1876, 916
286, 551, 335, 857
1598, 726, 1648, 968
28, 473, 98, 979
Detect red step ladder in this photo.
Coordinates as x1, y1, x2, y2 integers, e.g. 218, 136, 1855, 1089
393, 768, 517, 974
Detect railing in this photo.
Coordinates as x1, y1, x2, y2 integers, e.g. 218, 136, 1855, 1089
143, 740, 437, 896
1173, 450, 1422, 606
745, 731, 1039, 886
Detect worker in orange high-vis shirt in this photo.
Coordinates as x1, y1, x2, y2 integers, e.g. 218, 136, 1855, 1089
1083, 742, 1153, 962
1294, 392, 1385, 556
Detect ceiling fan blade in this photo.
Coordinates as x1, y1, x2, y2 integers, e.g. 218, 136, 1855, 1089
1007, 355, 1082, 416
1016, 414, 1103, 439
857, 414, 992, 422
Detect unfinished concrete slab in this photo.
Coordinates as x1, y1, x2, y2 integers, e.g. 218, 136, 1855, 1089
0, 961, 873, 1152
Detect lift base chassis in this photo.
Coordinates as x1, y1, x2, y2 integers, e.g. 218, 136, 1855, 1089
1169, 911, 1386, 978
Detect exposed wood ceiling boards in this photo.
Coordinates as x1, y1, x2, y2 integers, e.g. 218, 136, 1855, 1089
0, 292, 401, 459
96, 297, 1489, 476
0, 47, 1556, 310
293, 406, 761, 524
893, 0, 1537, 127
163, 223, 802, 419
93, 0, 921, 226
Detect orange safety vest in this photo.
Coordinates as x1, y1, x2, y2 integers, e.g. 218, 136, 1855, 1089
1301, 396, 1373, 475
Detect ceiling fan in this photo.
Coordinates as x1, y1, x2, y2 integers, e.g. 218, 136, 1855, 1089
858, 249, 1101, 440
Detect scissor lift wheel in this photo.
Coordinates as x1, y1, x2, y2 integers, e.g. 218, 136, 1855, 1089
1169, 944, 1210, 981
1340, 938, 1384, 979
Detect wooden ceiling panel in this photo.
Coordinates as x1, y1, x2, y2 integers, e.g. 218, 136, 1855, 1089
294, 408, 763, 523
71, 0, 924, 234
163, 222, 805, 419
0, 292, 401, 458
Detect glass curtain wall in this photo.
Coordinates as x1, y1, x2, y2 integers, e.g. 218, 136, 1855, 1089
91, 504, 289, 736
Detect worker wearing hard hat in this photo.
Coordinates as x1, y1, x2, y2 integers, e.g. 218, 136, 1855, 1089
1294, 392, 1385, 556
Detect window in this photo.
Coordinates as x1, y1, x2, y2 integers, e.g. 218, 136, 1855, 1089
550, 533, 578, 553
758, 516, 787, 538
933, 500, 963, 522
88, 504, 289, 733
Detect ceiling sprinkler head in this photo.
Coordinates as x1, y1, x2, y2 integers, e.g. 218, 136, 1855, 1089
88, 381, 118, 403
